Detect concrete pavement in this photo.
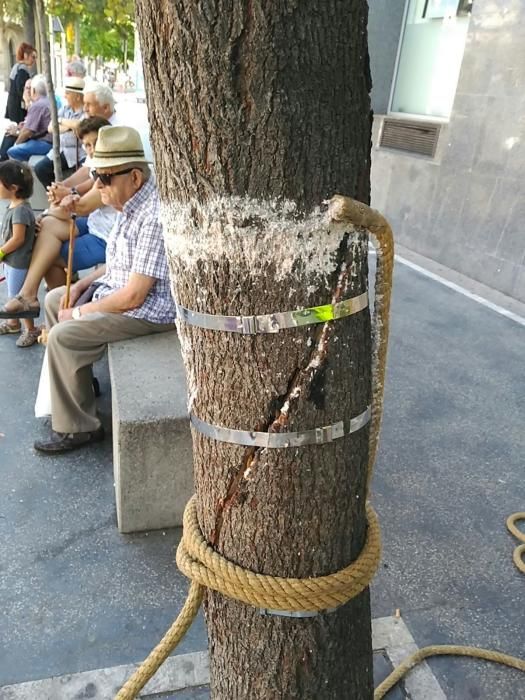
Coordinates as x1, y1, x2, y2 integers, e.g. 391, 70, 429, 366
1, 249, 524, 699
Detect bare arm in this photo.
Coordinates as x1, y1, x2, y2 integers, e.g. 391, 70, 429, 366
79, 273, 156, 315
60, 166, 90, 188
77, 265, 106, 290
0, 223, 27, 255
15, 126, 35, 144
47, 168, 92, 204
48, 119, 75, 134
58, 265, 107, 310
60, 117, 81, 131
60, 185, 103, 216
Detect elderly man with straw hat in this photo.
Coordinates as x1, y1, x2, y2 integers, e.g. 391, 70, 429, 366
33, 76, 86, 189
34, 126, 176, 454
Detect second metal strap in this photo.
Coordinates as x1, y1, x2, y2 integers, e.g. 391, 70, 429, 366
190, 406, 371, 448
176, 291, 368, 334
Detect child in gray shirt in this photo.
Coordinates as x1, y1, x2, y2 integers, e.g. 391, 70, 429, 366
0, 160, 39, 346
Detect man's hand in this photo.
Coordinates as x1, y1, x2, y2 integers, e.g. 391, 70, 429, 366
60, 194, 80, 213
59, 280, 85, 311
5, 124, 18, 136
47, 183, 71, 205
58, 307, 74, 322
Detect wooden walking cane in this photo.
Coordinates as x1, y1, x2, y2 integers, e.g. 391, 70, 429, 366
64, 213, 77, 309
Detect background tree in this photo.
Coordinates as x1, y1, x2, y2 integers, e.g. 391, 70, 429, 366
48, 0, 134, 63
23, 0, 36, 47
101, 0, 133, 68
35, 0, 61, 180
0, 0, 36, 44
0, 0, 26, 22
136, 1, 375, 697
0, 0, 32, 41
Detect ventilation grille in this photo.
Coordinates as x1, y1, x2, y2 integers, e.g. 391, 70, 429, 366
379, 118, 440, 157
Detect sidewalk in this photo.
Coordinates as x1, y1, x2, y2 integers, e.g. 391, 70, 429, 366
1, 251, 524, 699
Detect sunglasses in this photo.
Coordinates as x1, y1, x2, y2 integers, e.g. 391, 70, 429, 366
91, 167, 135, 186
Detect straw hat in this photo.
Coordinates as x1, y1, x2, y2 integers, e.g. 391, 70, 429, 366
89, 126, 150, 169
64, 76, 85, 93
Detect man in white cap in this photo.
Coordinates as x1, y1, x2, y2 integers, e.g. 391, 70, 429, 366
34, 126, 176, 454
83, 83, 122, 124
44, 82, 124, 205
34, 76, 86, 188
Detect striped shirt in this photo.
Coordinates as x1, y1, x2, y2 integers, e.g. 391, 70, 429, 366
92, 177, 176, 324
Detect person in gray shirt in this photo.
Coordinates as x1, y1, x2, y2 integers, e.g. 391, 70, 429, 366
0, 160, 39, 347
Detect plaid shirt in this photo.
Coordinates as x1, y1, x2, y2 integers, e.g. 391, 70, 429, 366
93, 177, 176, 324
56, 105, 85, 167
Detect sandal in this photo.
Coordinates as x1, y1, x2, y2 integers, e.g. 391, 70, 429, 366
16, 327, 42, 348
0, 294, 40, 319
0, 320, 21, 334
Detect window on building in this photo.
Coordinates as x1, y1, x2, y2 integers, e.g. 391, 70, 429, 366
390, 0, 473, 119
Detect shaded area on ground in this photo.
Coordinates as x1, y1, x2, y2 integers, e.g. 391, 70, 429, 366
1, 257, 523, 699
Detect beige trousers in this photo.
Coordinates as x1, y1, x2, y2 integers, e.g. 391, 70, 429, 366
45, 286, 175, 434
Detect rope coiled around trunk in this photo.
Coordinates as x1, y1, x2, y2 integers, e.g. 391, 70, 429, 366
115, 198, 524, 699
176, 497, 381, 613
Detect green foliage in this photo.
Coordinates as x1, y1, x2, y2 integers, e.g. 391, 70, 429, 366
47, 0, 134, 62
80, 20, 133, 63
0, 0, 27, 22
0, 0, 134, 63
104, 0, 133, 34
46, 0, 82, 26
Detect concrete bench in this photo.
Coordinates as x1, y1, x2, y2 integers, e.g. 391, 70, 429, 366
108, 331, 194, 533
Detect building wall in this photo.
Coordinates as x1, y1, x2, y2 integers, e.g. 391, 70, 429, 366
370, 0, 525, 302
367, 0, 406, 115
0, 24, 25, 88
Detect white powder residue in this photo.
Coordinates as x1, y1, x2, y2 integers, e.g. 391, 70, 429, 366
161, 196, 359, 285
187, 387, 198, 412
280, 386, 302, 416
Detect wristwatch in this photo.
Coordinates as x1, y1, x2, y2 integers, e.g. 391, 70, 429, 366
72, 306, 82, 320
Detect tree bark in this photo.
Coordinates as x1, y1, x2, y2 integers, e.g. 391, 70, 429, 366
24, 0, 36, 48
135, 2, 374, 698
35, 1, 62, 181
74, 18, 81, 56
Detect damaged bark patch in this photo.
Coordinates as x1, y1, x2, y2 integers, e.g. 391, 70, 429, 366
307, 361, 328, 409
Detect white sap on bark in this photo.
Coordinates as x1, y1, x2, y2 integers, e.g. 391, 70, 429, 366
160, 194, 374, 699
162, 195, 363, 406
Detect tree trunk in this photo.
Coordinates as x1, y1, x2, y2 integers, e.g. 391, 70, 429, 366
35, 0, 62, 181
24, 0, 36, 48
74, 18, 81, 56
135, 2, 374, 698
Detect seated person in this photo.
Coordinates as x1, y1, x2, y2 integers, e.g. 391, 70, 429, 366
83, 83, 122, 124
0, 117, 115, 316
1, 74, 52, 162
0, 78, 31, 160
66, 59, 86, 78
34, 77, 86, 189
31, 126, 175, 453
44, 84, 121, 205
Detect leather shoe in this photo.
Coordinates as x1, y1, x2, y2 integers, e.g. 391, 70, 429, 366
34, 426, 105, 454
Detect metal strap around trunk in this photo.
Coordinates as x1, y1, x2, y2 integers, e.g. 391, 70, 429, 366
259, 606, 340, 618
176, 290, 368, 334
190, 405, 371, 448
